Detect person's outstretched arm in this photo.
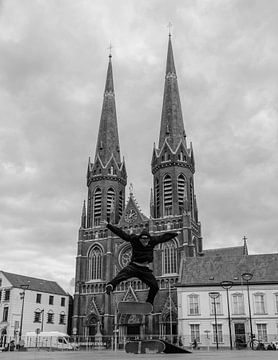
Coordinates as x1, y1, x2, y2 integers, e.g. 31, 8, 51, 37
101, 220, 132, 242
152, 231, 179, 245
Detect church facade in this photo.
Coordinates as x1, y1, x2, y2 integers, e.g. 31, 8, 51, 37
72, 35, 203, 343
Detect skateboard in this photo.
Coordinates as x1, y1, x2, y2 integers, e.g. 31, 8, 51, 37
118, 301, 152, 314
125, 340, 165, 354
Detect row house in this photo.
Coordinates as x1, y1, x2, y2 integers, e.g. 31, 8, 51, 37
177, 252, 278, 348
0, 271, 70, 347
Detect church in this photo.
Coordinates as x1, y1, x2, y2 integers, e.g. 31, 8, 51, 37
72, 34, 204, 342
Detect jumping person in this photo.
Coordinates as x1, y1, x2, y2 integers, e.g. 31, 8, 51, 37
101, 220, 178, 305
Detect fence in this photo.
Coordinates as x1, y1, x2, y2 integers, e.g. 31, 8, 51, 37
1, 333, 278, 352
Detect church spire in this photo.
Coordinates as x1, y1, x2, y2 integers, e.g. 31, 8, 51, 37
95, 54, 121, 165
158, 35, 186, 151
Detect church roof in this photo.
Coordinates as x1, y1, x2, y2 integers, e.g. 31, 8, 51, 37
203, 245, 246, 257
179, 253, 278, 287
1, 271, 68, 295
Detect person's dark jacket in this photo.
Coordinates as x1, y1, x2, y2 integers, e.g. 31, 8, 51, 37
107, 223, 178, 264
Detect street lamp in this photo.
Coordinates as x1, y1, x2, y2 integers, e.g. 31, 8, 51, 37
220, 281, 233, 350
19, 284, 29, 341
241, 273, 254, 349
209, 292, 220, 349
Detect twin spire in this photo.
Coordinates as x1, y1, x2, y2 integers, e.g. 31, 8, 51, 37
95, 54, 121, 166
95, 35, 186, 167
158, 35, 186, 152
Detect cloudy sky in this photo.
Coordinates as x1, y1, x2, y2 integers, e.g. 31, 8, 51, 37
0, 0, 277, 293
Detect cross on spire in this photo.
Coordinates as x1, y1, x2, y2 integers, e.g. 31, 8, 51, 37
108, 42, 113, 58
167, 22, 173, 36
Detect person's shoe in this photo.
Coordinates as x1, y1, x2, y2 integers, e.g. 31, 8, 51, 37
105, 284, 113, 295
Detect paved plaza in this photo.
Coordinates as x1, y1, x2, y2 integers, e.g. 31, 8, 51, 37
0, 350, 277, 360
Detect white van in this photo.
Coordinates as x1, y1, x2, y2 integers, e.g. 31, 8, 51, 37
25, 331, 76, 350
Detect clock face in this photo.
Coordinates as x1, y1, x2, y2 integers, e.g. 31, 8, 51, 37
124, 209, 137, 223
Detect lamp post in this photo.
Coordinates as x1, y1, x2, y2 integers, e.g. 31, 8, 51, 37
209, 292, 220, 349
241, 273, 253, 349
220, 281, 233, 350
19, 284, 29, 341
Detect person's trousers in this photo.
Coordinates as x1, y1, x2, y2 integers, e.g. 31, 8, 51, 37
108, 262, 159, 305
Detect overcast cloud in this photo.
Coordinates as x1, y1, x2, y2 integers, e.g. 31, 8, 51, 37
0, 0, 277, 293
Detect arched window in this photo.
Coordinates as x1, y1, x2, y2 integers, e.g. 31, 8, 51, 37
87, 190, 92, 227
109, 165, 116, 175
155, 178, 160, 218
163, 175, 172, 216
88, 246, 103, 280
190, 178, 194, 215
107, 188, 115, 219
177, 174, 187, 214
162, 240, 178, 274
59, 311, 66, 325
178, 152, 185, 161
47, 310, 54, 324
93, 188, 102, 226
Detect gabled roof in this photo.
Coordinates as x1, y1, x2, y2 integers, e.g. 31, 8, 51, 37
118, 186, 148, 227
203, 245, 246, 258
179, 253, 278, 286
1, 271, 68, 296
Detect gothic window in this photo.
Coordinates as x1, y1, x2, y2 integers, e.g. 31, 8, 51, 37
178, 152, 185, 161
88, 246, 103, 280
163, 175, 172, 216
119, 191, 123, 218
87, 190, 92, 227
109, 165, 116, 175
162, 240, 177, 274
93, 188, 102, 226
190, 178, 194, 215
107, 187, 115, 220
155, 178, 160, 218
177, 174, 187, 214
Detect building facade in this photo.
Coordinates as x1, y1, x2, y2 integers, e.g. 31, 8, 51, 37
177, 253, 278, 349
73, 35, 203, 342
0, 271, 70, 347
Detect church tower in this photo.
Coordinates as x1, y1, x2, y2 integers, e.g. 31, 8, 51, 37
73, 35, 203, 343
87, 54, 127, 226
151, 34, 202, 256
72, 53, 127, 338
